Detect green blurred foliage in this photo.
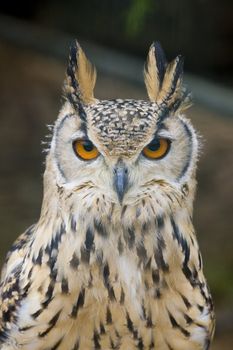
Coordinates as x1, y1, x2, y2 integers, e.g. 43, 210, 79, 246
125, 0, 154, 37
206, 261, 233, 306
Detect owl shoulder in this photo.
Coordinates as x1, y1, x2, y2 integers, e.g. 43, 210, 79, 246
0, 225, 35, 341
0, 225, 35, 282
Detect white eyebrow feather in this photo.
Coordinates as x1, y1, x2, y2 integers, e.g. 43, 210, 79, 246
156, 130, 175, 141
70, 131, 87, 141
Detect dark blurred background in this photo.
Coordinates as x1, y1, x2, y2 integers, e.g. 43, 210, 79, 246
1, 0, 233, 84
0, 1, 232, 348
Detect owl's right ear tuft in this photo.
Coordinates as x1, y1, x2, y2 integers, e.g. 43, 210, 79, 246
144, 42, 186, 111
144, 41, 167, 101
64, 40, 97, 107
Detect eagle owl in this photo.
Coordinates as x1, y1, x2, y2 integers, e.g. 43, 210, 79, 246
0, 41, 215, 350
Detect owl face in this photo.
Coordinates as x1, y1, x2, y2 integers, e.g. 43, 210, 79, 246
48, 41, 198, 211
51, 102, 197, 207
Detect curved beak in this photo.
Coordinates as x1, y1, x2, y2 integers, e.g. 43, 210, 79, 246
113, 163, 129, 203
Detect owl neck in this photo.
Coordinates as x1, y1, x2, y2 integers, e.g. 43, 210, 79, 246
34, 183, 199, 278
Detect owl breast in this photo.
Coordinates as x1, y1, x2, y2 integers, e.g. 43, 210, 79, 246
11, 199, 214, 350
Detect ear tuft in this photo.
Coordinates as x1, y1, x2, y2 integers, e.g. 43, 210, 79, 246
64, 40, 97, 106
144, 42, 187, 111
157, 54, 184, 107
144, 42, 166, 101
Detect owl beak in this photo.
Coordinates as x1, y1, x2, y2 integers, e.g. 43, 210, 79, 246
113, 163, 129, 203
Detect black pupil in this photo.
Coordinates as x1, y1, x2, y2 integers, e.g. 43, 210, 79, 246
148, 139, 161, 151
83, 141, 94, 152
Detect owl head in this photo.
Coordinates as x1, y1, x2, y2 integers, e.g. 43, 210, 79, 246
44, 41, 198, 221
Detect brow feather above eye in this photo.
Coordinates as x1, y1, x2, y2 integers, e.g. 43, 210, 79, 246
71, 131, 87, 141
156, 131, 175, 141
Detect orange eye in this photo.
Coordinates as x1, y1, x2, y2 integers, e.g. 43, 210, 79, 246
142, 138, 170, 160
73, 139, 100, 160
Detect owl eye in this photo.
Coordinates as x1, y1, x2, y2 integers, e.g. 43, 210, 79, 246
142, 138, 170, 160
73, 139, 100, 160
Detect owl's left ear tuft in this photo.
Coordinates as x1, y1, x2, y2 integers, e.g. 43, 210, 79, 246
64, 40, 97, 106
144, 42, 188, 111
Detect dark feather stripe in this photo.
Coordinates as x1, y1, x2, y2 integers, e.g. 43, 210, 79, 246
155, 229, 169, 272
170, 217, 199, 286
50, 337, 64, 350
168, 311, 190, 337
103, 263, 116, 301
178, 120, 193, 179
71, 289, 85, 318
66, 41, 88, 121
155, 106, 170, 129
71, 339, 80, 350
54, 113, 74, 181
93, 329, 101, 349
38, 310, 62, 337
94, 219, 108, 237
163, 56, 184, 104
54, 112, 87, 181
153, 41, 167, 86
67, 41, 78, 91
172, 88, 191, 112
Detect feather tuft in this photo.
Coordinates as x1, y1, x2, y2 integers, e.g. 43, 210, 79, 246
64, 40, 97, 106
144, 42, 188, 112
